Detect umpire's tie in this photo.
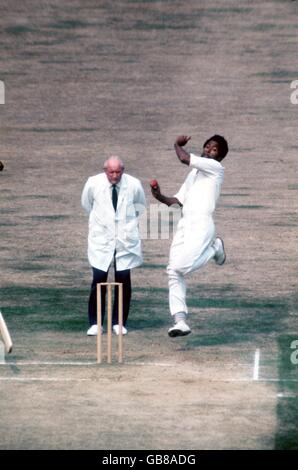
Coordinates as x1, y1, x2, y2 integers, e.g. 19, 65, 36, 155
112, 184, 118, 211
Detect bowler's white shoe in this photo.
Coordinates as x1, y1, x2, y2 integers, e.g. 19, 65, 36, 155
87, 325, 103, 336
213, 237, 226, 265
113, 325, 128, 335
168, 320, 191, 338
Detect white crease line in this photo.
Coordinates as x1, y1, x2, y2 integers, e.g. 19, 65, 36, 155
132, 362, 177, 367
253, 349, 260, 381
0, 361, 97, 366
1, 359, 297, 383
259, 379, 298, 382
0, 362, 175, 368
0, 361, 251, 367
0, 377, 91, 382
1, 377, 298, 383
1, 361, 175, 366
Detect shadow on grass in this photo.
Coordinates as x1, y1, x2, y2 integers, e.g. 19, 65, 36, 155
132, 285, 289, 347
184, 296, 287, 349
1, 286, 89, 332
140, 263, 167, 270
0, 285, 292, 347
0, 285, 170, 332
130, 287, 169, 330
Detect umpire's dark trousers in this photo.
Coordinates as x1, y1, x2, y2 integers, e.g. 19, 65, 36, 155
88, 266, 131, 327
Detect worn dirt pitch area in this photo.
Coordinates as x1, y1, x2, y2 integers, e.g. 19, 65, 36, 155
0, 0, 298, 450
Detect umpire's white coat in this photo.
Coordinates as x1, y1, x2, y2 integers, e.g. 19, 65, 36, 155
81, 173, 146, 272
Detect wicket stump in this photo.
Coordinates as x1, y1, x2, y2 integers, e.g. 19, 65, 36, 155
0, 311, 13, 355
96, 282, 123, 364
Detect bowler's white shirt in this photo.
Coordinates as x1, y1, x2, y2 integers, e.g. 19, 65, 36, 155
175, 153, 224, 224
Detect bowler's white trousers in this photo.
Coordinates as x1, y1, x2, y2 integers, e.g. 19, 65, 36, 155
167, 215, 216, 316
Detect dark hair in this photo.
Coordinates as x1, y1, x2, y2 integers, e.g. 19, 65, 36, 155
203, 134, 229, 160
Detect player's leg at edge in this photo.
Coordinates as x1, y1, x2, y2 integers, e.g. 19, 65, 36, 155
167, 236, 226, 338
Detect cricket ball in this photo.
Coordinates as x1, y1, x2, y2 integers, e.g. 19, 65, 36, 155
150, 179, 158, 189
